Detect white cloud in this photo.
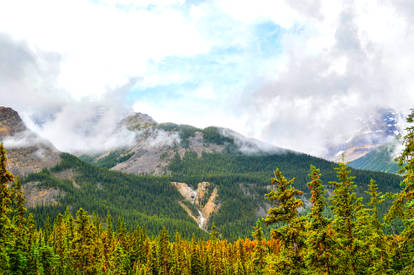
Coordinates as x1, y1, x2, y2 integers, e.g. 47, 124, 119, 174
0, 0, 210, 99
1, 0, 414, 157
237, 0, 414, 156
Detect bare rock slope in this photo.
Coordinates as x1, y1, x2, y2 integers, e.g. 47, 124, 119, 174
1, 106, 63, 207
0, 106, 61, 177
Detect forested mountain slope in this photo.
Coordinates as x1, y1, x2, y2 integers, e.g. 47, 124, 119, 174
23, 150, 402, 240
349, 141, 400, 173
24, 153, 208, 239
0, 106, 403, 240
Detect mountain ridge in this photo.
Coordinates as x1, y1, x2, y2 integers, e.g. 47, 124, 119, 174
0, 106, 404, 239
0, 106, 61, 177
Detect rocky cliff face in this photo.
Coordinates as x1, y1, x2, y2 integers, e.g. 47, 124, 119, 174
325, 109, 402, 162
0, 106, 26, 137
0, 106, 61, 177
82, 113, 228, 175
172, 181, 220, 230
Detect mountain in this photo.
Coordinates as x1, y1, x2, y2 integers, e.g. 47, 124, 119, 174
0, 106, 61, 177
349, 141, 400, 173
79, 112, 284, 175
76, 111, 402, 237
0, 107, 208, 238
1, 107, 404, 239
325, 108, 402, 162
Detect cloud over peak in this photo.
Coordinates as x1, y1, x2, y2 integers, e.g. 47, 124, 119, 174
0, 0, 413, 157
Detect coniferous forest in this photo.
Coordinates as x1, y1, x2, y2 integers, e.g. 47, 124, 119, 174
0, 110, 413, 274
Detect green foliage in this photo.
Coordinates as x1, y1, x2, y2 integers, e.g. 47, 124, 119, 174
263, 169, 306, 274
80, 150, 134, 169
168, 150, 402, 239
24, 153, 208, 240
202, 126, 234, 145
349, 142, 400, 173
156, 123, 199, 147
386, 109, 414, 273
1, 141, 414, 274
252, 219, 266, 273
305, 165, 338, 274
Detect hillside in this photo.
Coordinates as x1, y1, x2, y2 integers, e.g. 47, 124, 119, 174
1, 107, 404, 240
349, 141, 400, 173
22, 149, 402, 240
325, 109, 402, 162
23, 153, 208, 239
0, 106, 61, 176
79, 112, 282, 175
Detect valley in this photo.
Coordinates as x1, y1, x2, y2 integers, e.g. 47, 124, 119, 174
0, 106, 403, 240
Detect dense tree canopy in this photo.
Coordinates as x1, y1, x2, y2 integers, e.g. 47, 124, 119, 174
0, 109, 413, 273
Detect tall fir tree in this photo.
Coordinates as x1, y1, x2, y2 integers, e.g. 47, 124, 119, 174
329, 156, 367, 274
305, 165, 337, 274
386, 109, 414, 273
9, 177, 28, 274
263, 168, 306, 274
252, 218, 266, 274
365, 179, 390, 273
0, 143, 15, 272
158, 227, 170, 274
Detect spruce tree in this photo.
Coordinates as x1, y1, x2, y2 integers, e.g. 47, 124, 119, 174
263, 168, 306, 274
190, 235, 202, 275
305, 165, 337, 274
386, 109, 414, 272
365, 179, 390, 273
9, 177, 28, 274
158, 227, 170, 274
329, 156, 366, 274
209, 221, 219, 241
252, 218, 266, 273
72, 208, 98, 273
0, 143, 14, 272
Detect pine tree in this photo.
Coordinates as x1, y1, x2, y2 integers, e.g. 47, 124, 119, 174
305, 165, 337, 274
190, 235, 202, 275
110, 241, 130, 275
329, 156, 366, 274
158, 227, 169, 274
9, 177, 28, 274
37, 237, 59, 274
252, 219, 266, 273
263, 168, 306, 274
386, 109, 414, 272
71, 208, 98, 273
210, 221, 219, 241
145, 241, 158, 274
365, 179, 390, 273
0, 143, 14, 272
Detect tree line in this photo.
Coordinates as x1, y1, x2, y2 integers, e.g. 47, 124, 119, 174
0, 109, 413, 274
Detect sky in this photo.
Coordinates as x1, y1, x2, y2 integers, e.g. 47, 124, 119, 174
0, 0, 414, 156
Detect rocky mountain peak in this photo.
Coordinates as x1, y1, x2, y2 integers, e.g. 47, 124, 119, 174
0, 106, 61, 177
120, 112, 157, 131
0, 106, 26, 138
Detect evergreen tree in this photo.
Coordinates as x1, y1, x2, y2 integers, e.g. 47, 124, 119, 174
252, 219, 266, 273
263, 168, 306, 274
110, 241, 130, 275
365, 179, 390, 273
190, 235, 202, 275
329, 156, 366, 274
158, 227, 170, 274
9, 177, 28, 274
305, 165, 337, 274
210, 221, 219, 241
71, 208, 99, 273
386, 109, 414, 272
0, 144, 14, 272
